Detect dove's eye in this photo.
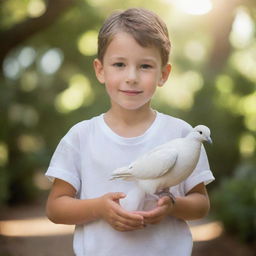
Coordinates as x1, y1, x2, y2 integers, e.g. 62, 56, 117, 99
198, 131, 203, 135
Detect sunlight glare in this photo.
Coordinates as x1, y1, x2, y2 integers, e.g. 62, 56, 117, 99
230, 8, 254, 48
0, 218, 74, 237
168, 0, 212, 15
190, 221, 223, 241
27, 0, 46, 18
0, 217, 222, 241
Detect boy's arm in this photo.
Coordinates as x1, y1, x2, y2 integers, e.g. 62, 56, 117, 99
170, 182, 210, 220
137, 183, 210, 224
46, 178, 144, 231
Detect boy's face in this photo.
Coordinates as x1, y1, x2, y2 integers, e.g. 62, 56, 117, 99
94, 32, 171, 111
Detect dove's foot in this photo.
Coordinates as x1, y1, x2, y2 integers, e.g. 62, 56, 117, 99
156, 189, 176, 204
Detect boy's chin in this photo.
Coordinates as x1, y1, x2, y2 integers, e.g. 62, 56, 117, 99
112, 101, 151, 111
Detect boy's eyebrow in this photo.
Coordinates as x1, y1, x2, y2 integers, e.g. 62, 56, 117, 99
109, 56, 158, 63
140, 57, 158, 63
109, 56, 126, 61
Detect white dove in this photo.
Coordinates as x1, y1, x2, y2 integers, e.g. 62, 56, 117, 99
110, 125, 212, 211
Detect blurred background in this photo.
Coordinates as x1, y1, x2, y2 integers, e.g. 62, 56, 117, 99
0, 0, 255, 255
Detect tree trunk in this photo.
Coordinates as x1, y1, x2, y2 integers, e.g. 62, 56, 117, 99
0, 0, 76, 69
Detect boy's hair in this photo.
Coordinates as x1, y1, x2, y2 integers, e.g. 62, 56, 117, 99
97, 8, 171, 66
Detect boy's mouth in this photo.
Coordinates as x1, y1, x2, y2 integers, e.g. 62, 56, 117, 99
119, 89, 143, 95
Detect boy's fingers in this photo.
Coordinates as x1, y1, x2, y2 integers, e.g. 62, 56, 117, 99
110, 210, 144, 229
114, 204, 144, 220
111, 192, 126, 201
145, 217, 162, 225
113, 221, 144, 232
107, 193, 145, 226
143, 209, 166, 223
111, 205, 145, 227
115, 218, 144, 229
117, 209, 144, 224
135, 208, 162, 218
157, 196, 171, 206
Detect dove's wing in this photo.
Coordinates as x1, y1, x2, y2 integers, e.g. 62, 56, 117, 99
129, 147, 178, 179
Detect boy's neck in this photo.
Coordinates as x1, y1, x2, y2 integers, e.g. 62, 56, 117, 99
104, 106, 156, 138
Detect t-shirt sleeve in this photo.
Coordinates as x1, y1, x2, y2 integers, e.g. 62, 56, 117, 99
45, 132, 81, 192
183, 145, 215, 194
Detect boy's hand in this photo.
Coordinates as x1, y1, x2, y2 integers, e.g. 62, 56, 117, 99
99, 192, 145, 232
136, 196, 174, 225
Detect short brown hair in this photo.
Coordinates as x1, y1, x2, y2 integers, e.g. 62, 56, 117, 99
97, 8, 171, 66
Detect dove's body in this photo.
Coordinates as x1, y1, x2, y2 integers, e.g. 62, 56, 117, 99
111, 125, 212, 209
137, 138, 201, 194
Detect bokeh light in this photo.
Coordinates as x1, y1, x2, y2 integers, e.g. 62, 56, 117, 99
230, 8, 255, 49
39, 48, 64, 75
156, 70, 203, 110
27, 0, 46, 18
20, 71, 38, 92
17, 135, 44, 153
230, 47, 256, 83
3, 56, 21, 80
55, 74, 95, 113
18, 47, 36, 68
0, 143, 8, 167
239, 133, 255, 158
8, 104, 39, 127
184, 40, 206, 62
166, 0, 212, 15
78, 30, 98, 56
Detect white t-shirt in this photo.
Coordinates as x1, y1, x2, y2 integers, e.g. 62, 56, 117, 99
46, 112, 214, 256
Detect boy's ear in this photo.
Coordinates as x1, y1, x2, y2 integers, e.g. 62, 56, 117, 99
93, 59, 105, 84
158, 63, 172, 87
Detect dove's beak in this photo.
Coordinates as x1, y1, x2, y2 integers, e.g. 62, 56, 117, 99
207, 136, 213, 144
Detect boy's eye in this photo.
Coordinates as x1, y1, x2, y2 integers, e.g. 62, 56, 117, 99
141, 64, 152, 69
113, 62, 125, 67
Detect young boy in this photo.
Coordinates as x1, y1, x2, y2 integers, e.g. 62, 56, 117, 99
46, 8, 214, 256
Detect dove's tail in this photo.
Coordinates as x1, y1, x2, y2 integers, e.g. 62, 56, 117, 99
110, 166, 133, 181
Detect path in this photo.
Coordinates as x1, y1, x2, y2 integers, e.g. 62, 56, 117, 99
0, 197, 254, 256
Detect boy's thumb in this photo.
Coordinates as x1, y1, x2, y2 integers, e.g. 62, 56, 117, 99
112, 192, 126, 201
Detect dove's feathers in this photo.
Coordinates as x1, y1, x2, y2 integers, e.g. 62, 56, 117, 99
111, 147, 178, 180
111, 125, 212, 197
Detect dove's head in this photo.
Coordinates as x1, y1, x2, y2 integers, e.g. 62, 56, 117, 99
193, 125, 212, 144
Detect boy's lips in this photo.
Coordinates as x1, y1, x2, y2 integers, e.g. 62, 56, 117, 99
119, 89, 143, 95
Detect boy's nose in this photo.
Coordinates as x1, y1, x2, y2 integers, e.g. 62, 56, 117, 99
126, 67, 138, 84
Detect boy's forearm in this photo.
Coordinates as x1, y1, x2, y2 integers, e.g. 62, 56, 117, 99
170, 192, 210, 221
46, 196, 102, 225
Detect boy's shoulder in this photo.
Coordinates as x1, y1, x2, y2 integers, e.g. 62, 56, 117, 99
63, 114, 102, 140
158, 112, 192, 135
